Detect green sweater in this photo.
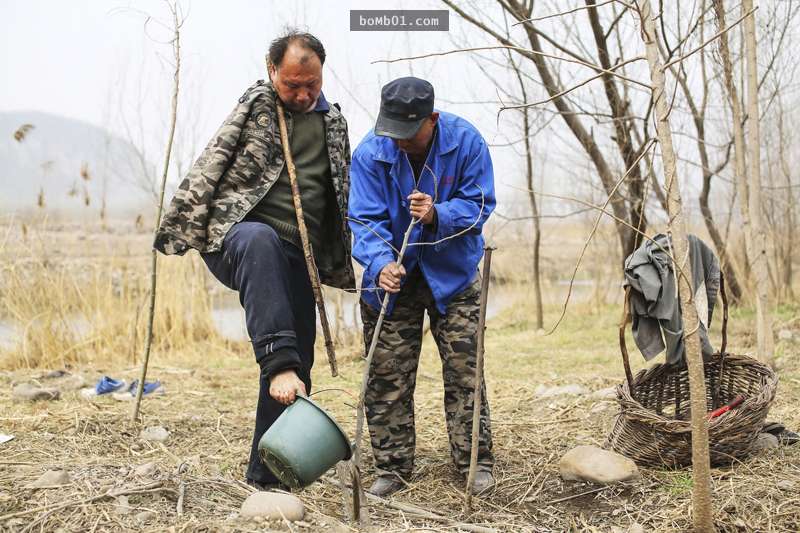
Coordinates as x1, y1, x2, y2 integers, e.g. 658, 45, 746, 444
247, 108, 334, 256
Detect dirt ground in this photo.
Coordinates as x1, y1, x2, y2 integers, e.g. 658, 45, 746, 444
1, 293, 799, 532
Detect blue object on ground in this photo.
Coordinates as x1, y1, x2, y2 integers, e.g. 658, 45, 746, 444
127, 380, 162, 396
95, 376, 126, 395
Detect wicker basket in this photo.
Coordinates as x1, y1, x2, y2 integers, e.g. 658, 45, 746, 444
606, 274, 778, 468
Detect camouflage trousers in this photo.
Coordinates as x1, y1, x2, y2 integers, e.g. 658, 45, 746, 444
361, 269, 494, 478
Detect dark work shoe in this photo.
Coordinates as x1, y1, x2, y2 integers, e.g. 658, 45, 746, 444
246, 478, 290, 492
367, 475, 404, 497
763, 421, 800, 446
470, 471, 495, 495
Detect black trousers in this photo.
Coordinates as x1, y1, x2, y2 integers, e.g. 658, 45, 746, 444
202, 221, 316, 484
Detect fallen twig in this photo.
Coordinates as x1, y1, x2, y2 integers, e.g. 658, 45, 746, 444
323, 476, 498, 533
0, 481, 165, 522
545, 485, 609, 505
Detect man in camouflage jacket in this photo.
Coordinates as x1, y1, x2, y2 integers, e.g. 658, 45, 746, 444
154, 31, 354, 489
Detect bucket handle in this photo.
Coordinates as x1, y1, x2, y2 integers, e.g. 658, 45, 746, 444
308, 388, 359, 408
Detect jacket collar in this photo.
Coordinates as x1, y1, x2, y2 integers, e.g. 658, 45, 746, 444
372, 111, 458, 163
313, 92, 330, 112
260, 80, 333, 115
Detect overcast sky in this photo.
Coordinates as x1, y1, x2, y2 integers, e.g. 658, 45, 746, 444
2, 0, 461, 136
7, 1, 786, 223
3, 1, 575, 219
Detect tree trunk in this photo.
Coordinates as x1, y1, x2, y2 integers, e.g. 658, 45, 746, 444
663, 10, 744, 302
524, 117, 544, 330
510, 49, 544, 330
777, 104, 795, 299
585, 0, 648, 251
713, 0, 752, 292
742, 0, 775, 366
639, 2, 714, 531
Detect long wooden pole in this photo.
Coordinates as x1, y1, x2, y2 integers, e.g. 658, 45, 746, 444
131, 2, 180, 422
639, 2, 713, 531
351, 217, 419, 520
465, 246, 494, 511
275, 102, 338, 377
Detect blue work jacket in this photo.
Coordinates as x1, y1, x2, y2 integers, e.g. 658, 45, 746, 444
348, 111, 496, 315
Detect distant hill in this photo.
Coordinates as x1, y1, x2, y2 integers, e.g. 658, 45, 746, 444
0, 111, 156, 216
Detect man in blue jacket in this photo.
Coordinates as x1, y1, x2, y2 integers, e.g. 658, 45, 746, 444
349, 77, 496, 497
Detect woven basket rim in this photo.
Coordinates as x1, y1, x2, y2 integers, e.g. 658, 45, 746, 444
614, 351, 778, 434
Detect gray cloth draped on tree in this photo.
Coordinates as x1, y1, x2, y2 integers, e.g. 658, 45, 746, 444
623, 233, 721, 365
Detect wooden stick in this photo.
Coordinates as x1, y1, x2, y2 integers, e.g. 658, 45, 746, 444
176, 481, 185, 516
334, 462, 354, 522
275, 102, 338, 377
619, 286, 635, 398
0, 481, 164, 522
351, 217, 420, 520
545, 485, 609, 505
323, 476, 497, 533
465, 246, 494, 512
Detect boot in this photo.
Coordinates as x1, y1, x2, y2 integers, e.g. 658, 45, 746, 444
470, 471, 495, 495
367, 475, 404, 497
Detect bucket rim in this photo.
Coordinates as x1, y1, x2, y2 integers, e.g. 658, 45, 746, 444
295, 395, 353, 461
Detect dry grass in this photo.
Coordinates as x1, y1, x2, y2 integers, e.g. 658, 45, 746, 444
1, 219, 799, 531
0, 219, 221, 370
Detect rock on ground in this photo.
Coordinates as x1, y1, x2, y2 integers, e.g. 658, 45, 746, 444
560, 445, 640, 484
115, 495, 133, 515
133, 462, 157, 477
25, 469, 71, 488
751, 432, 779, 451
590, 401, 613, 414
535, 384, 589, 399
57, 374, 86, 391
612, 524, 644, 533
135, 511, 156, 524
12, 383, 60, 401
590, 386, 618, 400
240, 491, 305, 521
140, 426, 170, 442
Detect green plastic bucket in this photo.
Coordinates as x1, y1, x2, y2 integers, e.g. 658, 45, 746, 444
257, 395, 352, 489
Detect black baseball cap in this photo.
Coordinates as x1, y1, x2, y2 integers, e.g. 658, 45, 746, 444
374, 77, 435, 140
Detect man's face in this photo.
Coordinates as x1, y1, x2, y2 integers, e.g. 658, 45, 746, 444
268, 43, 323, 113
396, 113, 439, 158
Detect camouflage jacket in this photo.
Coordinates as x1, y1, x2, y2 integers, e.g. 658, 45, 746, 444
154, 80, 355, 289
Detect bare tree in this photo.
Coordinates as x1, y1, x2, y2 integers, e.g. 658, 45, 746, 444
442, 0, 653, 260
771, 97, 795, 300
132, 1, 184, 421
514, 57, 545, 329
660, 0, 743, 301
638, 3, 714, 530
742, 0, 775, 365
